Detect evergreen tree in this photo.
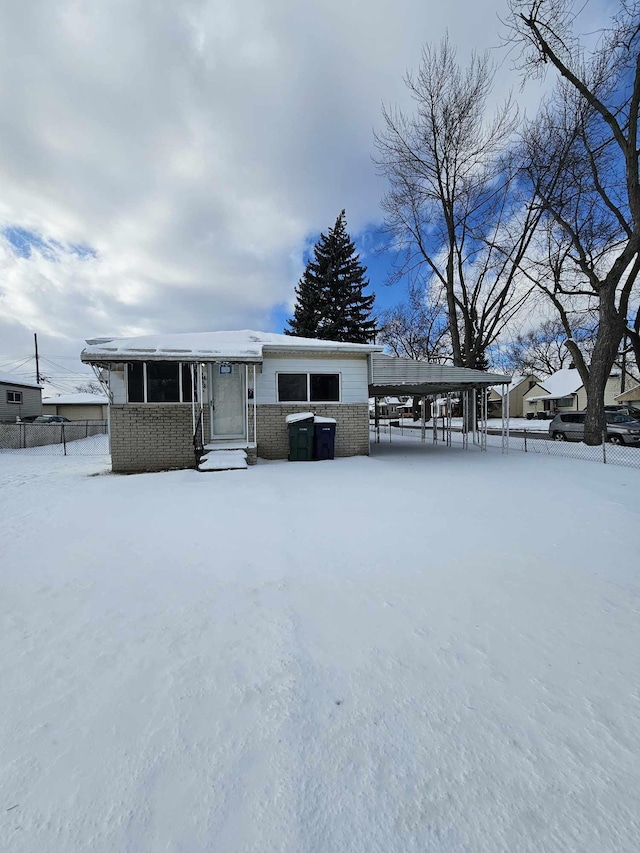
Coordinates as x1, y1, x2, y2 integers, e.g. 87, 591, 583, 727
286, 210, 376, 343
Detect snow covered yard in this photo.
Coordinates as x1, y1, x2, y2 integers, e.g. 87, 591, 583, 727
1, 447, 640, 852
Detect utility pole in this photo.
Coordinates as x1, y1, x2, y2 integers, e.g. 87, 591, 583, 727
34, 333, 40, 384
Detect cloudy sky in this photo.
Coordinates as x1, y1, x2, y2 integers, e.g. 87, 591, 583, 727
0, 0, 584, 390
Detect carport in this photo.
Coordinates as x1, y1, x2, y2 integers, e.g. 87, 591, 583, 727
368, 353, 512, 451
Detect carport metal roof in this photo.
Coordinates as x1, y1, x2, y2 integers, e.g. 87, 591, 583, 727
368, 353, 510, 396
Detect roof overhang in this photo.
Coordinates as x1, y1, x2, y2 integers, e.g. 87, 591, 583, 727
526, 392, 575, 402
615, 382, 640, 402
368, 353, 511, 397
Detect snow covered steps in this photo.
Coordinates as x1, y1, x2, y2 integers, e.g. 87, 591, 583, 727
198, 449, 248, 472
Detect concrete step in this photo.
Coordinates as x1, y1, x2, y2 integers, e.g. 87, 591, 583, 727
198, 449, 248, 472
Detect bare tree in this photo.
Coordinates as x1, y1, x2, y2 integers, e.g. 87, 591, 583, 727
374, 36, 541, 370
505, 0, 640, 443
75, 381, 104, 395
504, 317, 596, 375
376, 283, 451, 361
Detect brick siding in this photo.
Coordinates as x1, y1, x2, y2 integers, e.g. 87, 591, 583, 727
256, 403, 369, 460
109, 401, 366, 472
110, 405, 195, 473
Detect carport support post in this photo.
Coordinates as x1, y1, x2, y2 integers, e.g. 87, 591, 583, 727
374, 396, 380, 443
446, 393, 452, 447
432, 397, 437, 444
462, 391, 469, 449
421, 396, 426, 442
480, 389, 488, 451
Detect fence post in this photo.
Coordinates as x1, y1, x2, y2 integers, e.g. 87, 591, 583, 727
524, 430, 527, 452
86, 419, 89, 438
602, 430, 606, 464
62, 423, 67, 456
20, 422, 25, 449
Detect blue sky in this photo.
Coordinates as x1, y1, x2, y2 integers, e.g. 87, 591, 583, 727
0, 0, 560, 381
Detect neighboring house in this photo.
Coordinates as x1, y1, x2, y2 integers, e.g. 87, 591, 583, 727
525, 366, 623, 416
370, 396, 407, 418
614, 381, 640, 410
81, 330, 512, 473
488, 374, 540, 418
42, 393, 109, 421
0, 371, 42, 422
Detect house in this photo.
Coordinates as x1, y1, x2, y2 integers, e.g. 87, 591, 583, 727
614, 381, 640, 411
81, 331, 380, 472
81, 330, 513, 473
0, 371, 42, 422
525, 366, 623, 416
369, 396, 407, 418
488, 374, 540, 418
42, 393, 109, 421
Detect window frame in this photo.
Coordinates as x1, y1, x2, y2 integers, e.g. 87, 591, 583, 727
125, 362, 193, 404
276, 372, 341, 404
7, 389, 23, 404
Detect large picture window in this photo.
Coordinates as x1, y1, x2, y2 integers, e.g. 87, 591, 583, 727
126, 362, 193, 403
277, 373, 340, 403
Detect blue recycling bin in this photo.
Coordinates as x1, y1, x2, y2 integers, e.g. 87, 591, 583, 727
313, 419, 336, 460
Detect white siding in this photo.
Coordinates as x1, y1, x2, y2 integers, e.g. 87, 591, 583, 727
256, 354, 369, 405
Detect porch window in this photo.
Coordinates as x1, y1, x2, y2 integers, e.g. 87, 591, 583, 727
7, 390, 23, 403
181, 364, 193, 403
277, 373, 340, 403
127, 363, 144, 402
558, 397, 574, 407
147, 362, 180, 403
126, 362, 193, 403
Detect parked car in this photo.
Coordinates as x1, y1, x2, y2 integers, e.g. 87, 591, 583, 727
549, 411, 640, 445
33, 415, 70, 423
605, 404, 640, 419
17, 415, 40, 422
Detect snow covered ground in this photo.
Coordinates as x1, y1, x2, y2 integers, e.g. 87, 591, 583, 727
2, 446, 640, 852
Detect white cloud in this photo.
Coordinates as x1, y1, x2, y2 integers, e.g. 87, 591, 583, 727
0, 0, 557, 367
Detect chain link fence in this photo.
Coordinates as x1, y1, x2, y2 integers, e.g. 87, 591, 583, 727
370, 420, 640, 470
0, 421, 109, 456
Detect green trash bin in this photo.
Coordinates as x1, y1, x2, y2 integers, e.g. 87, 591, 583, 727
287, 413, 315, 461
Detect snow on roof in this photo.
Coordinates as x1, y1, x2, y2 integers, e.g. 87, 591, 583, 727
0, 370, 41, 389
615, 381, 640, 402
42, 393, 108, 406
532, 368, 583, 400
492, 375, 529, 397
82, 330, 382, 362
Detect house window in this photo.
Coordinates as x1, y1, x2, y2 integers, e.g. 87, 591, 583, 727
7, 390, 23, 404
558, 397, 574, 407
310, 373, 339, 402
277, 373, 341, 403
126, 362, 193, 403
277, 374, 308, 402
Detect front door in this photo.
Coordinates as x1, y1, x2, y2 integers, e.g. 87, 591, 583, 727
209, 364, 246, 440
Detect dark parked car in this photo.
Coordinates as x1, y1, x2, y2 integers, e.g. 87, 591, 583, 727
605, 404, 640, 419
549, 411, 640, 445
33, 415, 70, 423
